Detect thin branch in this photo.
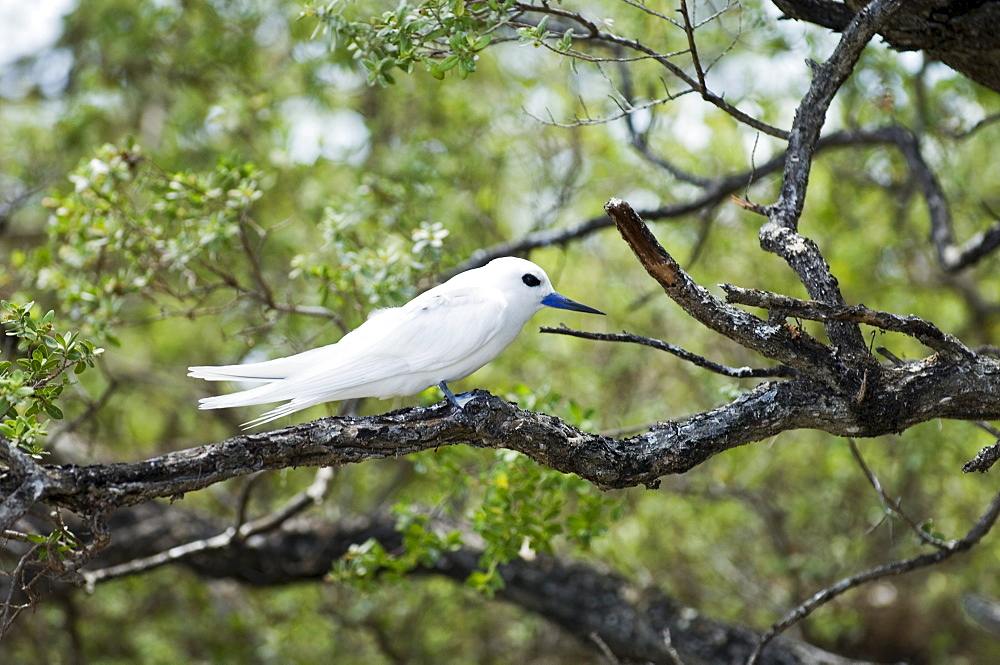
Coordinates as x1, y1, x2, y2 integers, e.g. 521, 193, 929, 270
449, 126, 917, 275
510, 2, 789, 139
944, 111, 1000, 139
678, 0, 707, 95
761, 0, 903, 353
746, 485, 1000, 665
767, 0, 904, 229
0, 541, 42, 641
525, 90, 694, 128
662, 629, 686, 665
847, 439, 949, 549
235, 212, 277, 309
883, 125, 1000, 272
540, 325, 798, 378
721, 284, 974, 359
973, 421, 1000, 438
589, 631, 622, 665
604, 197, 849, 385
615, 0, 682, 28
0, 186, 44, 234
609, 15, 713, 188
82, 467, 335, 587
963, 440, 1000, 473
536, 44, 691, 65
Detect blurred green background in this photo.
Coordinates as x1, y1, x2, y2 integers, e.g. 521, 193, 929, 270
2, 0, 999, 662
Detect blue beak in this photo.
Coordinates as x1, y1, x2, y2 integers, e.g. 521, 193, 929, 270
542, 292, 605, 315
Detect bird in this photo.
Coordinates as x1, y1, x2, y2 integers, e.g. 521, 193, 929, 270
188, 256, 604, 428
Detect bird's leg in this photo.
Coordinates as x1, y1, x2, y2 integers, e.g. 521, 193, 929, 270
438, 381, 475, 410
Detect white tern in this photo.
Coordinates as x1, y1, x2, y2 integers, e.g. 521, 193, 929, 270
189, 256, 604, 428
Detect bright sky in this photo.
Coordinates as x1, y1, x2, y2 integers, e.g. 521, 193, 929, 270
0, 0, 74, 68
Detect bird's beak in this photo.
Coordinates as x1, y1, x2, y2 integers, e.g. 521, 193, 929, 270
541, 292, 605, 315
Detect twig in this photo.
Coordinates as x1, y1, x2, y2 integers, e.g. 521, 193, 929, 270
678, 0, 707, 95
616, 0, 682, 28
449, 126, 913, 275
887, 125, 1000, 272
589, 631, 621, 665
236, 212, 276, 309
615, 48, 713, 187
761, 0, 903, 353
847, 439, 949, 548
662, 628, 686, 665
82, 467, 335, 587
511, 2, 788, 139
604, 197, 847, 385
746, 485, 1000, 665
0, 542, 42, 641
943, 111, 1000, 140
973, 421, 1000, 438
540, 325, 798, 378
232, 471, 266, 542
963, 441, 1000, 474
526, 90, 693, 128
721, 284, 974, 359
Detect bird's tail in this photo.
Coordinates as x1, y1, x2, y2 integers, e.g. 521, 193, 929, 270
238, 397, 326, 429
195, 382, 287, 410
187, 344, 336, 383
187, 365, 272, 383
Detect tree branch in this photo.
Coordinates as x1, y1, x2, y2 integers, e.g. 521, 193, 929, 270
450, 127, 920, 276
762, 0, 903, 352
512, 1, 792, 138
777, 0, 1000, 93
747, 484, 1000, 664
5, 349, 1000, 518
605, 197, 851, 386
541, 325, 799, 379
771, 0, 904, 226
721, 284, 973, 359
81, 467, 335, 587
0, 439, 48, 533
80, 507, 879, 665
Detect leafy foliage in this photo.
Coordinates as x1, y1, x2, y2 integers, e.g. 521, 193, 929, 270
303, 0, 501, 85
335, 448, 622, 595
0, 301, 103, 456
2, 0, 1000, 662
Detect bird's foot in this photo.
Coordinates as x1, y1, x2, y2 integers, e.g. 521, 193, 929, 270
438, 381, 476, 414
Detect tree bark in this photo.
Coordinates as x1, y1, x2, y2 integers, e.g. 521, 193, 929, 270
773, 0, 1000, 92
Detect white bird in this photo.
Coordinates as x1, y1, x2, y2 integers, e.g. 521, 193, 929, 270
189, 256, 604, 428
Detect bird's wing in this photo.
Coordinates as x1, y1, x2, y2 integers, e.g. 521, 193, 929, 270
380, 287, 509, 372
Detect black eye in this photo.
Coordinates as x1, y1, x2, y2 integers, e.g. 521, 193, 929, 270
522, 273, 541, 287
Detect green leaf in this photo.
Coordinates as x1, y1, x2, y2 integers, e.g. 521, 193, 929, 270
472, 34, 491, 51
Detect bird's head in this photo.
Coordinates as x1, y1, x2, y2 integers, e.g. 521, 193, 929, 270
480, 257, 605, 317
